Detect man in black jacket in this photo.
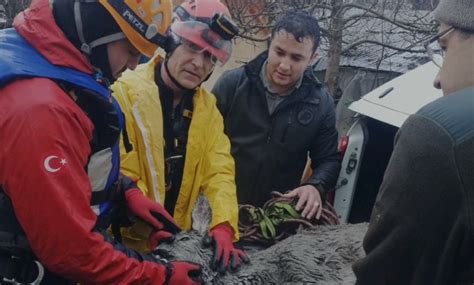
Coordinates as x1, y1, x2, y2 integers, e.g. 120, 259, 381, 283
353, 0, 474, 284
212, 11, 341, 220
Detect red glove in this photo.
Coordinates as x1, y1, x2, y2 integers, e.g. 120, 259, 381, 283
149, 230, 175, 250
203, 223, 249, 274
166, 261, 202, 285
125, 188, 181, 247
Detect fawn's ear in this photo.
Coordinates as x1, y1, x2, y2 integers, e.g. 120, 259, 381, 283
191, 193, 212, 236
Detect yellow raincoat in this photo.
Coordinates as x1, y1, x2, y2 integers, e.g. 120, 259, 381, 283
111, 58, 239, 252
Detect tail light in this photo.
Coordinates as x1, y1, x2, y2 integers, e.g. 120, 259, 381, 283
338, 135, 349, 155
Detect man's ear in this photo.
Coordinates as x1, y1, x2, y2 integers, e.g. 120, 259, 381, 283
191, 193, 212, 236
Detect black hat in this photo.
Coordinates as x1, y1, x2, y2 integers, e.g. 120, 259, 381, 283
53, 0, 125, 81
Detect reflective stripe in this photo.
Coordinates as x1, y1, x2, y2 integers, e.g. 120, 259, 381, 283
91, 205, 101, 216
87, 148, 113, 211
132, 103, 160, 202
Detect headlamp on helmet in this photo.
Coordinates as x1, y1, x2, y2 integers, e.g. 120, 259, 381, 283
209, 12, 239, 41
170, 19, 236, 66
166, 0, 239, 65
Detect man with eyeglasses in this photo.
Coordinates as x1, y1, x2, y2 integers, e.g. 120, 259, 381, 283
353, 0, 474, 284
111, 0, 249, 274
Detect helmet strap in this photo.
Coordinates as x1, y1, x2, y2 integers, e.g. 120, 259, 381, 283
162, 36, 215, 92
73, 0, 125, 55
163, 54, 215, 92
72, 0, 126, 83
89, 45, 115, 84
202, 66, 214, 83
163, 53, 196, 93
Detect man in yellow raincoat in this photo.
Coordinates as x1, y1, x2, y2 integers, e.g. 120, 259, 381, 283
111, 0, 248, 274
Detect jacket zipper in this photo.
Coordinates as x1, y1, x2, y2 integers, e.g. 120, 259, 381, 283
280, 109, 293, 143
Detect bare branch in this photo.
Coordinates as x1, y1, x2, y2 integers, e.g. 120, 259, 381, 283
225, 0, 437, 97
342, 39, 426, 54
339, 3, 433, 33
239, 33, 270, 42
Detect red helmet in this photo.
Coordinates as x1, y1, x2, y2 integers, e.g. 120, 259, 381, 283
175, 0, 231, 20
169, 0, 239, 65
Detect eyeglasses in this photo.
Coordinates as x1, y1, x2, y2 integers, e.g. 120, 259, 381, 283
180, 38, 219, 65
424, 26, 455, 68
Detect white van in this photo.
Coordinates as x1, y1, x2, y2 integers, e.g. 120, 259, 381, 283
333, 62, 443, 223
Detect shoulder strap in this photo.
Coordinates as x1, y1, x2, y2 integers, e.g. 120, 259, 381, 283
0, 29, 107, 97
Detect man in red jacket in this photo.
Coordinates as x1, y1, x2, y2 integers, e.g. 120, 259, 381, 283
0, 0, 201, 284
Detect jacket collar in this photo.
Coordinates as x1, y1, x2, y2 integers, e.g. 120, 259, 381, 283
13, 0, 93, 74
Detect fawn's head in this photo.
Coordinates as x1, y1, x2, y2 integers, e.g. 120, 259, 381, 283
154, 194, 218, 282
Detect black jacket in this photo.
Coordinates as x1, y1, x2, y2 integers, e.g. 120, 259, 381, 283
353, 86, 474, 285
212, 52, 341, 207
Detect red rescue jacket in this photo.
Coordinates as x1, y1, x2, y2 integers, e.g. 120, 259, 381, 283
0, 0, 169, 283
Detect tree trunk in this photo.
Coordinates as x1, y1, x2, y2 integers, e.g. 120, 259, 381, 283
324, 0, 344, 98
